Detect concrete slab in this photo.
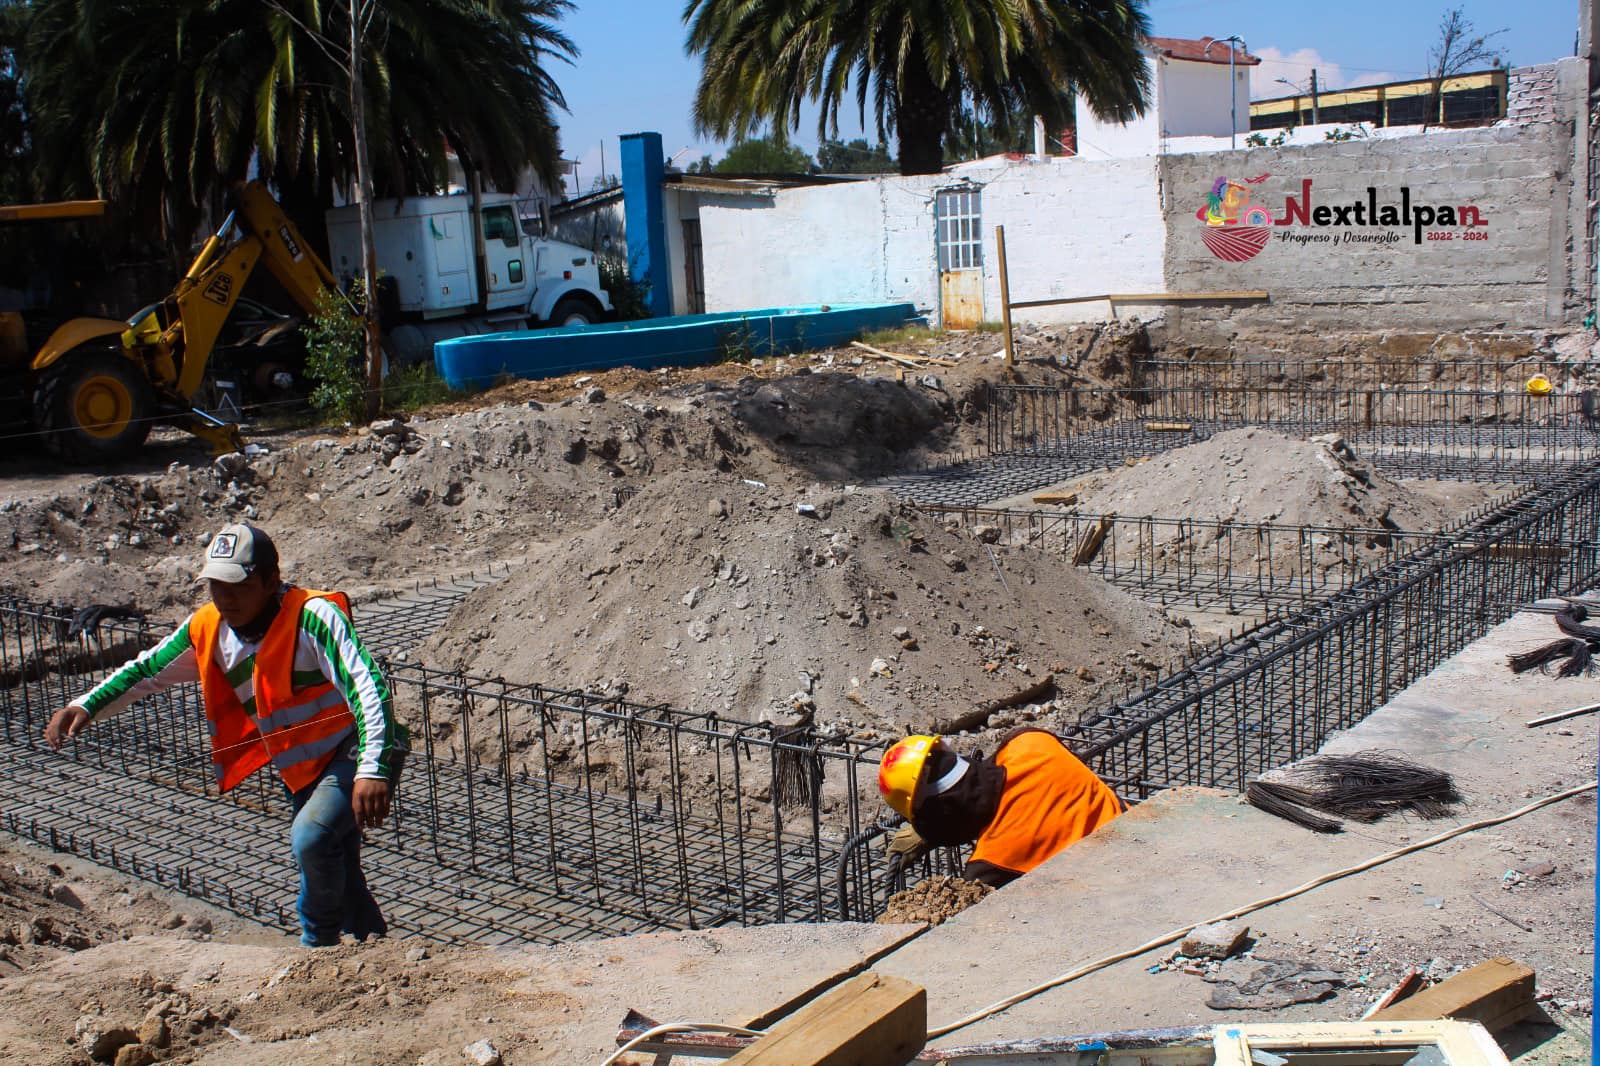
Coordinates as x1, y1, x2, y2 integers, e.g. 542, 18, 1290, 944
874, 605, 1595, 1056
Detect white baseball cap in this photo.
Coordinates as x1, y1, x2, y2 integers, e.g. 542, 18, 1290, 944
197, 523, 277, 584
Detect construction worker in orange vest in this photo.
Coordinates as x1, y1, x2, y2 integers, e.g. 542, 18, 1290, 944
44, 523, 406, 947
878, 728, 1124, 887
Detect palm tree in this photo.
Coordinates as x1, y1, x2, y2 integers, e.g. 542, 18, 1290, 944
684, 0, 1153, 176
20, 0, 575, 241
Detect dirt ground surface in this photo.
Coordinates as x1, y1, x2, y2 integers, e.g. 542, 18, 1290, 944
0, 326, 1592, 1063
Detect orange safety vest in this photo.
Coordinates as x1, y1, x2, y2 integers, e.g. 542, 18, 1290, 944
189, 587, 355, 794
967, 731, 1124, 879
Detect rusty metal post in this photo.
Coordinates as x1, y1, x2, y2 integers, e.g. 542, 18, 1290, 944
996, 225, 1015, 367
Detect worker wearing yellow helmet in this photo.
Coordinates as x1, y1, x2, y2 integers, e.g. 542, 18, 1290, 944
878, 728, 1125, 888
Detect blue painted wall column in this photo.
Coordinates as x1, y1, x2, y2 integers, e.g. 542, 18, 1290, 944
621, 132, 673, 318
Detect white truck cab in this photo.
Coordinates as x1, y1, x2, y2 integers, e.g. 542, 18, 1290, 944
326, 193, 611, 365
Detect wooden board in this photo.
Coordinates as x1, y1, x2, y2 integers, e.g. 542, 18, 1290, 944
1031, 492, 1078, 506
728, 971, 926, 1066
1147, 422, 1193, 433
1369, 957, 1537, 1033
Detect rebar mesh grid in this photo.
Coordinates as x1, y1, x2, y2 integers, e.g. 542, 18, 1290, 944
983, 386, 1600, 483
914, 504, 1471, 613
1060, 461, 1600, 798
1141, 358, 1574, 392
0, 600, 889, 942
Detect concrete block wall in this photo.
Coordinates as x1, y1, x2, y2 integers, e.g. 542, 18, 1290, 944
1159, 123, 1578, 335
1505, 63, 1561, 125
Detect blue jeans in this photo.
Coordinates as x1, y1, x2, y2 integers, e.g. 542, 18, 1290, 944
288, 756, 387, 947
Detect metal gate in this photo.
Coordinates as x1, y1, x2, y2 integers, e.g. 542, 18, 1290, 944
936, 187, 983, 329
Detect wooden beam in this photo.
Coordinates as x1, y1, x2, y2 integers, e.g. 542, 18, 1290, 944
1031, 491, 1079, 505
1368, 957, 1537, 1033
0, 200, 107, 223
851, 341, 925, 369
996, 225, 1015, 367
727, 971, 926, 1066
1009, 291, 1268, 310
1146, 422, 1193, 433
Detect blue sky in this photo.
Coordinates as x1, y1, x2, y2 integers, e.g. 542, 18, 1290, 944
553, 1, 1580, 193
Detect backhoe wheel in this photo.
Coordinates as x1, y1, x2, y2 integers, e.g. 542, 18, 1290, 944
35, 349, 155, 463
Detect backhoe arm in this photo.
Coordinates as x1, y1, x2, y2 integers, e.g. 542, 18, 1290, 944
232, 181, 345, 319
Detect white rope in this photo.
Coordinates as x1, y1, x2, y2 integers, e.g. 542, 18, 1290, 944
927, 780, 1597, 1039
596, 1021, 762, 1066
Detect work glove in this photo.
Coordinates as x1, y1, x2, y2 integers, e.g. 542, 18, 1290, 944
884, 822, 931, 883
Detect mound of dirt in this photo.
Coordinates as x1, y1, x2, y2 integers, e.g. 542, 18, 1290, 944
0, 370, 973, 610
878, 876, 992, 925
420, 470, 1188, 740
1077, 429, 1458, 532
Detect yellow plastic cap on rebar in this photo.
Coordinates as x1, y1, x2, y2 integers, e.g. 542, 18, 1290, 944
1526, 374, 1553, 396
879, 734, 939, 819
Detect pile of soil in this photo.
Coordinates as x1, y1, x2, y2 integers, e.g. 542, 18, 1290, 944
878, 876, 992, 925
0, 372, 950, 610
420, 470, 1188, 741
1075, 429, 1458, 532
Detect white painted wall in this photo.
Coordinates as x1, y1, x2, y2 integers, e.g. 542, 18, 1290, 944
982, 157, 1165, 325
1076, 54, 1250, 159
1160, 57, 1249, 139
698, 156, 1166, 326
1075, 57, 1162, 160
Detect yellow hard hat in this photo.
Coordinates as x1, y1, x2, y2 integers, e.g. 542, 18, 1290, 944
879, 734, 972, 819
879, 735, 939, 819
1526, 374, 1553, 396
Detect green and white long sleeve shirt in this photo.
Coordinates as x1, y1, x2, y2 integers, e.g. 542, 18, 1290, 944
71, 590, 399, 781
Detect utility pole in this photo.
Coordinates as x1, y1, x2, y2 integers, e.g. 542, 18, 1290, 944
1205, 36, 1248, 149
349, 0, 381, 420
1310, 68, 1320, 124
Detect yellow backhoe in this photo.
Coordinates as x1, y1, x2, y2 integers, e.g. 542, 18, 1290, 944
6, 182, 349, 462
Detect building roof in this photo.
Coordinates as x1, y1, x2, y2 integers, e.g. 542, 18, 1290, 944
1148, 36, 1260, 67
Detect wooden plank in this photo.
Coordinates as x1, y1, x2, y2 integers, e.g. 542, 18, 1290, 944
1360, 968, 1427, 1019
1009, 291, 1268, 310
740, 925, 931, 1031
851, 341, 926, 369
1031, 491, 1079, 506
1369, 957, 1536, 1033
1072, 516, 1112, 567
728, 971, 926, 1066
0, 199, 107, 223
1146, 422, 1193, 433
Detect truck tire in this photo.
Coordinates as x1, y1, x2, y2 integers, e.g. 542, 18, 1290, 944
547, 296, 601, 328
35, 349, 155, 462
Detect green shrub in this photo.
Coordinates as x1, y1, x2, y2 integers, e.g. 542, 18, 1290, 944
597, 254, 650, 321
303, 286, 367, 422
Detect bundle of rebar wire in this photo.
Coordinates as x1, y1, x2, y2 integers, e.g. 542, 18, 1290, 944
1508, 602, 1600, 677
1247, 750, 1463, 833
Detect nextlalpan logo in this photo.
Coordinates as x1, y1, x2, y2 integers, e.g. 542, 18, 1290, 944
1197, 175, 1490, 262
